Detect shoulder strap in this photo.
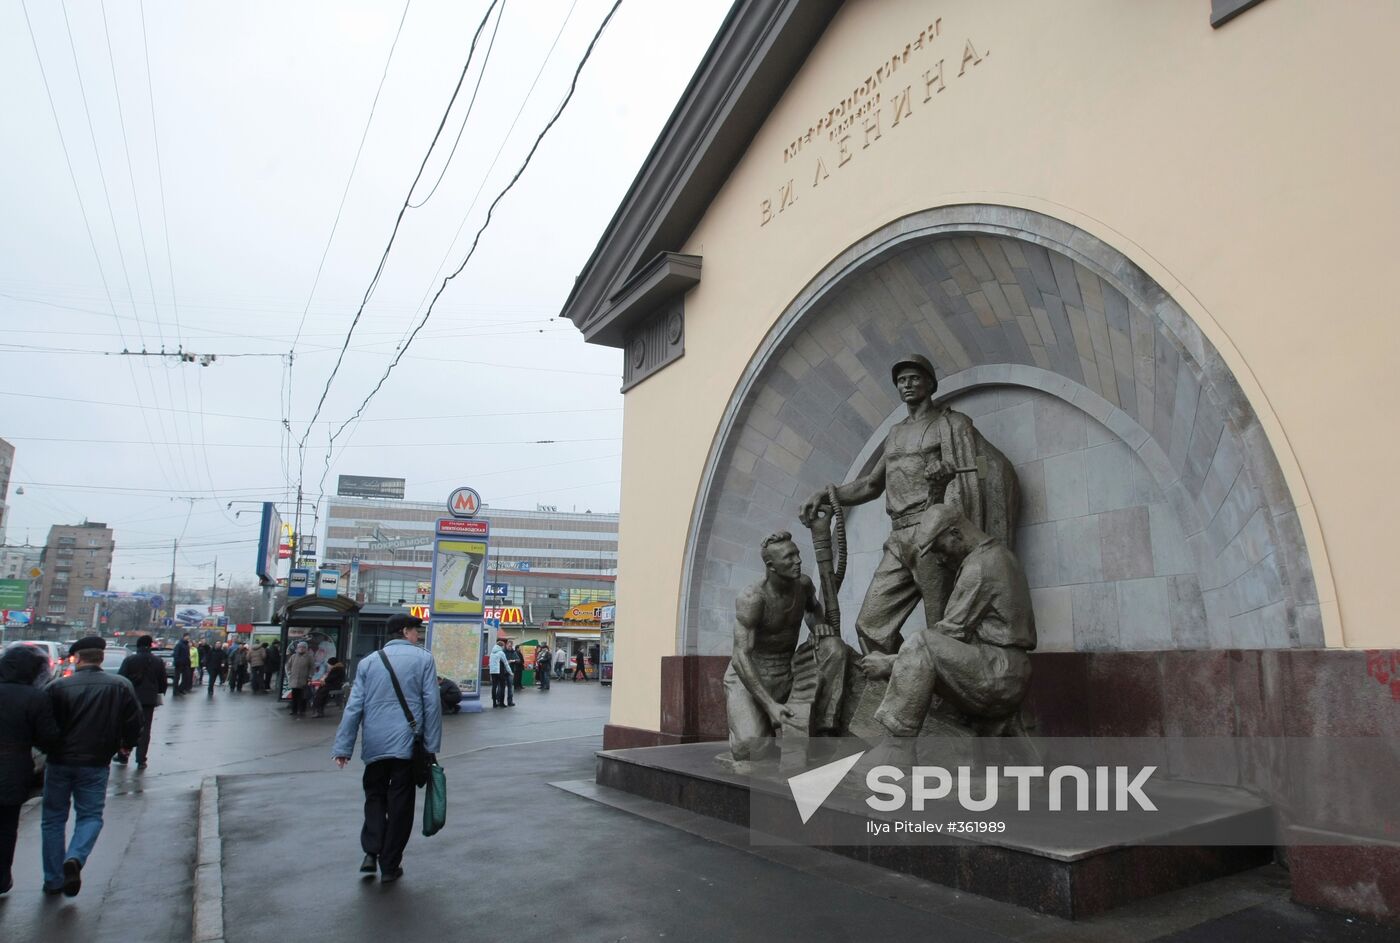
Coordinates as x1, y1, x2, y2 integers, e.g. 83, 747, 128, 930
377, 648, 417, 734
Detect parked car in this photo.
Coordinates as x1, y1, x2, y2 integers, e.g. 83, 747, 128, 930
153, 648, 176, 679
101, 648, 131, 675
1, 639, 70, 682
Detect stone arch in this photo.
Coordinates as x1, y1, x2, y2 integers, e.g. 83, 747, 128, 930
680, 206, 1322, 656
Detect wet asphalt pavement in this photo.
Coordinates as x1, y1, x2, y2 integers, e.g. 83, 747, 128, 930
4, 677, 1396, 942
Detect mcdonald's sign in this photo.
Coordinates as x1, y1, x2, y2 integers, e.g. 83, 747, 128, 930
446, 486, 482, 519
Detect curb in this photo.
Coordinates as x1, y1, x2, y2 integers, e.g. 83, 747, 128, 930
193, 777, 225, 943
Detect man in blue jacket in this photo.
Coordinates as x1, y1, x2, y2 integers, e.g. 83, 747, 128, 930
332, 614, 442, 883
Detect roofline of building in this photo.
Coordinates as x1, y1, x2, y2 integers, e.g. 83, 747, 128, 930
559, 0, 841, 347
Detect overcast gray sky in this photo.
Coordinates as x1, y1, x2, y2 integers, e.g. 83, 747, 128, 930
0, 0, 728, 586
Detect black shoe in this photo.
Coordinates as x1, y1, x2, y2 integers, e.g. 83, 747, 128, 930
380, 867, 403, 883
42, 884, 63, 896
137, 762, 148, 770
360, 854, 378, 874
0, 872, 11, 895
62, 858, 82, 897
113, 754, 128, 765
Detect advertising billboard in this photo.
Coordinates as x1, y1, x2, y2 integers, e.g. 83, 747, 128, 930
255, 502, 282, 585
0, 579, 29, 609
432, 540, 486, 617
337, 475, 406, 499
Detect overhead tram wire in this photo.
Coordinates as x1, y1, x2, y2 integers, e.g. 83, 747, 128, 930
139, 0, 207, 515
21, 0, 181, 498
406, 0, 507, 209
57, 0, 194, 493
285, 0, 413, 500
100, 0, 205, 494
390, 0, 580, 356
320, 0, 626, 500
294, 0, 503, 468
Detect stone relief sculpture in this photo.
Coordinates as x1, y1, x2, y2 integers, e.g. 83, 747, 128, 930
723, 354, 1034, 757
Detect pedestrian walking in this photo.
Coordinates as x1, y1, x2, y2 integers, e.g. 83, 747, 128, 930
553, 645, 567, 680
285, 642, 313, 717
489, 641, 512, 708
535, 643, 551, 692
0, 645, 61, 896
312, 657, 346, 717
205, 642, 227, 696
229, 642, 248, 693
116, 635, 168, 769
41, 637, 142, 897
173, 633, 192, 695
248, 642, 267, 691
506, 640, 525, 691
266, 642, 283, 696
194, 641, 209, 686
332, 614, 442, 883
574, 649, 589, 682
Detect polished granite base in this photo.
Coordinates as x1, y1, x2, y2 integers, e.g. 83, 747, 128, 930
596, 742, 1275, 919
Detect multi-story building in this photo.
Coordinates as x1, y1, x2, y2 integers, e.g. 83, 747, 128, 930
35, 522, 114, 630
322, 497, 617, 625
0, 545, 42, 582
0, 438, 14, 545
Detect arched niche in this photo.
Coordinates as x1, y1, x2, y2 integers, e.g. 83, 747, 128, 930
680, 206, 1321, 656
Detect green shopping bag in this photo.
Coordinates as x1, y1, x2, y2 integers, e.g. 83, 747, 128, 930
422, 762, 446, 836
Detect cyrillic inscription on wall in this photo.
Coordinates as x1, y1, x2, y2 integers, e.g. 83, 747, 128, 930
759, 16, 991, 228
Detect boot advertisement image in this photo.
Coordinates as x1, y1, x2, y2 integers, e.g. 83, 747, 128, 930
432, 539, 487, 617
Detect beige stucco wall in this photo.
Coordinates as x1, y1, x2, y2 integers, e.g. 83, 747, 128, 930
608, 0, 1400, 732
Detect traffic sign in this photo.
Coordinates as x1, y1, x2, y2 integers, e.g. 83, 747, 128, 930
446, 486, 482, 519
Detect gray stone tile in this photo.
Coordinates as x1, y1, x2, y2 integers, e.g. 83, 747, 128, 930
1229, 608, 1268, 649
1130, 453, 1161, 505
1085, 415, 1114, 447
1255, 599, 1291, 649
1030, 585, 1073, 651
1043, 451, 1088, 519
1148, 501, 1194, 576
1207, 470, 1262, 551
1168, 574, 1210, 648
1168, 366, 1201, 471
1057, 515, 1103, 584
1017, 459, 1049, 525
1100, 506, 1154, 581
1201, 586, 1234, 648
1085, 441, 1136, 513
1235, 507, 1273, 567
1072, 582, 1119, 650
1032, 395, 1086, 458
985, 400, 1037, 465
1016, 521, 1060, 588
1230, 553, 1284, 615
752, 457, 799, 498
1116, 577, 1173, 649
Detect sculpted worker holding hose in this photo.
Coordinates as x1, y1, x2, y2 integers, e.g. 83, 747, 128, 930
798, 355, 1019, 663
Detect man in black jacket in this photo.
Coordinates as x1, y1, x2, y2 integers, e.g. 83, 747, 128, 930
42, 637, 141, 897
118, 635, 168, 769
172, 633, 192, 695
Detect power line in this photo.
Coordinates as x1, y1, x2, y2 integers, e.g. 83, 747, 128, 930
286, 0, 413, 503
326, 0, 625, 453
296, 0, 503, 458
406, 0, 507, 209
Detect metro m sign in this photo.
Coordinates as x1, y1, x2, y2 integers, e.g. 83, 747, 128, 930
447, 486, 482, 519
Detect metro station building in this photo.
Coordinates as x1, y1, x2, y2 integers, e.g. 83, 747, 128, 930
564, 0, 1400, 924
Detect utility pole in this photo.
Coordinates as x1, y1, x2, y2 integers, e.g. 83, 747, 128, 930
168, 539, 178, 628
209, 555, 218, 614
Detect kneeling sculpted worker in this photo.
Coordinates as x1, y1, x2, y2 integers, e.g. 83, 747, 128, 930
332, 614, 442, 882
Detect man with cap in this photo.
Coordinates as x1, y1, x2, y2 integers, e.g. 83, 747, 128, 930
118, 635, 169, 769
799, 355, 1018, 662
864, 502, 1037, 737
331, 613, 442, 883
41, 637, 142, 896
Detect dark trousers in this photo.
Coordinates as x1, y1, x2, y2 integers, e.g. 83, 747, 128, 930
490, 673, 511, 706
0, 802, 19, 887
312, 685, 340, 715
574, 664, 588, 681
290, 687, 308, 716
137, 705, 156, 765
176, 666, 192, 693
251, 666, 265, 691
538, 667, 550, 691
207, 669, 221, 694
361, 758, 415, 871
512, 666, 523, 690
